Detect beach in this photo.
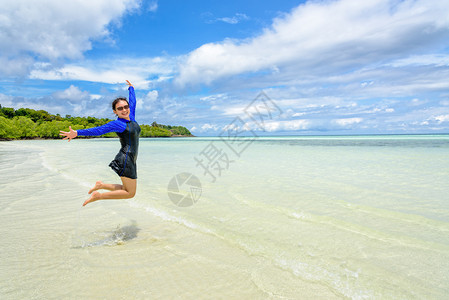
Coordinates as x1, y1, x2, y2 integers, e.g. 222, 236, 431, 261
1, 135, 448, 299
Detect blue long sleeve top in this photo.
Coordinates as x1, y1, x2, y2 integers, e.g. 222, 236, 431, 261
77, 86, 137, 136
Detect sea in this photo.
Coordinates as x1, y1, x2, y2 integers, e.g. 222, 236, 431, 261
1, 135, 448, 299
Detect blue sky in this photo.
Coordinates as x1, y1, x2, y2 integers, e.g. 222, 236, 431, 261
1, 0, 449, 135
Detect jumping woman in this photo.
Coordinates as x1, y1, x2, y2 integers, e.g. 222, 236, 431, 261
59, 80, 141, 206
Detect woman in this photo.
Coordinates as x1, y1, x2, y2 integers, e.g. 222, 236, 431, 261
59, 80, 141, 206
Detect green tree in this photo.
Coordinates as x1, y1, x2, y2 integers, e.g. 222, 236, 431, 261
170, 126, 191, 136
0, 116, 19, 139
13, 116, 37, 138
140, 125, 172, 137
0, 107, 15, 118
15, 108, 30, 118
28, 109, 44, 122
36, 120, 65, 138
0, 105, 193, 139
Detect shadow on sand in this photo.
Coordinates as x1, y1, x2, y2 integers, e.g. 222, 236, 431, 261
73, 221, 140, 248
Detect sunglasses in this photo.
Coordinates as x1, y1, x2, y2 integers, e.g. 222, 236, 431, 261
116, 105, 129, 111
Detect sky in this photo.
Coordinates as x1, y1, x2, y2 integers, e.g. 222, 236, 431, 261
1, 0, 449, 135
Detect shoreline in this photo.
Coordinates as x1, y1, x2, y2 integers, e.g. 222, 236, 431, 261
0, 135, 195, 142
2, 133, 449, 142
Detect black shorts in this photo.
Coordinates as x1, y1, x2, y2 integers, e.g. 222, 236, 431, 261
109, 150, 137, 179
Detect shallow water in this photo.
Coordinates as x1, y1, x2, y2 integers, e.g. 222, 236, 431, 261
1, 135, 448, 299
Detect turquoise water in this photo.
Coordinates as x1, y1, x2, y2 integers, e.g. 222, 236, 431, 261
1, 135, 448, 299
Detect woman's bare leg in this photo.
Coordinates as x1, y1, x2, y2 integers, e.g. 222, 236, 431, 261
88, 181, 123, 194
83, 177, 137, 206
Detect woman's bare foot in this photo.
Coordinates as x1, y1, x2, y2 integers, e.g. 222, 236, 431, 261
88, 181, 103, 194
83, 191, 101, 206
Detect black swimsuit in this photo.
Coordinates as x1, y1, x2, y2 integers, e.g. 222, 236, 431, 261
109, 121, 141, 179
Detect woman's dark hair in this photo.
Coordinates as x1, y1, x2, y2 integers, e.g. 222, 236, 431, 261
112, 97, 128, 110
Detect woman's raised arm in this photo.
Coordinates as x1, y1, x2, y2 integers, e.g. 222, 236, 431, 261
126, 80, 137, 121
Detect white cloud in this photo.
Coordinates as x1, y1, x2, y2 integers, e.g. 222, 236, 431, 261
263, 119, 310, 132
0, 89, 103, 117
334, 117, 363, 127
0, 93, 14, 106
389, 54, 449, 68
433, 115, 449, 123
0, 0, 141, 77
211, 105, 246, 116
200, 93, 228, 101
410, 98, 425, 106
147, 1, 158, 12
137, 90, 159, 111
175, 0, 449, 87
52, 85, 90, 102
201, 123, 220, 131
145, 90, 159, 102
195, 118, 310, 134
29, 57, 175, 89
216, 13, 249, 25
0, 56, 34, 77
203, 12, 249, 25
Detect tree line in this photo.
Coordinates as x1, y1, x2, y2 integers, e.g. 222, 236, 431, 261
0, 105, 192, 140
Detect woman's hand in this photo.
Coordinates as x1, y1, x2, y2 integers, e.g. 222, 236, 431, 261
126, 80, 133, 87
59, 126, 78, 142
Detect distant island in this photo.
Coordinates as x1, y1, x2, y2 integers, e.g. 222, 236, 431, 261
0, 105, 193, 140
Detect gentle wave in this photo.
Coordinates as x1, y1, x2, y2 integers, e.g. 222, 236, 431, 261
233, 192, 449, 253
